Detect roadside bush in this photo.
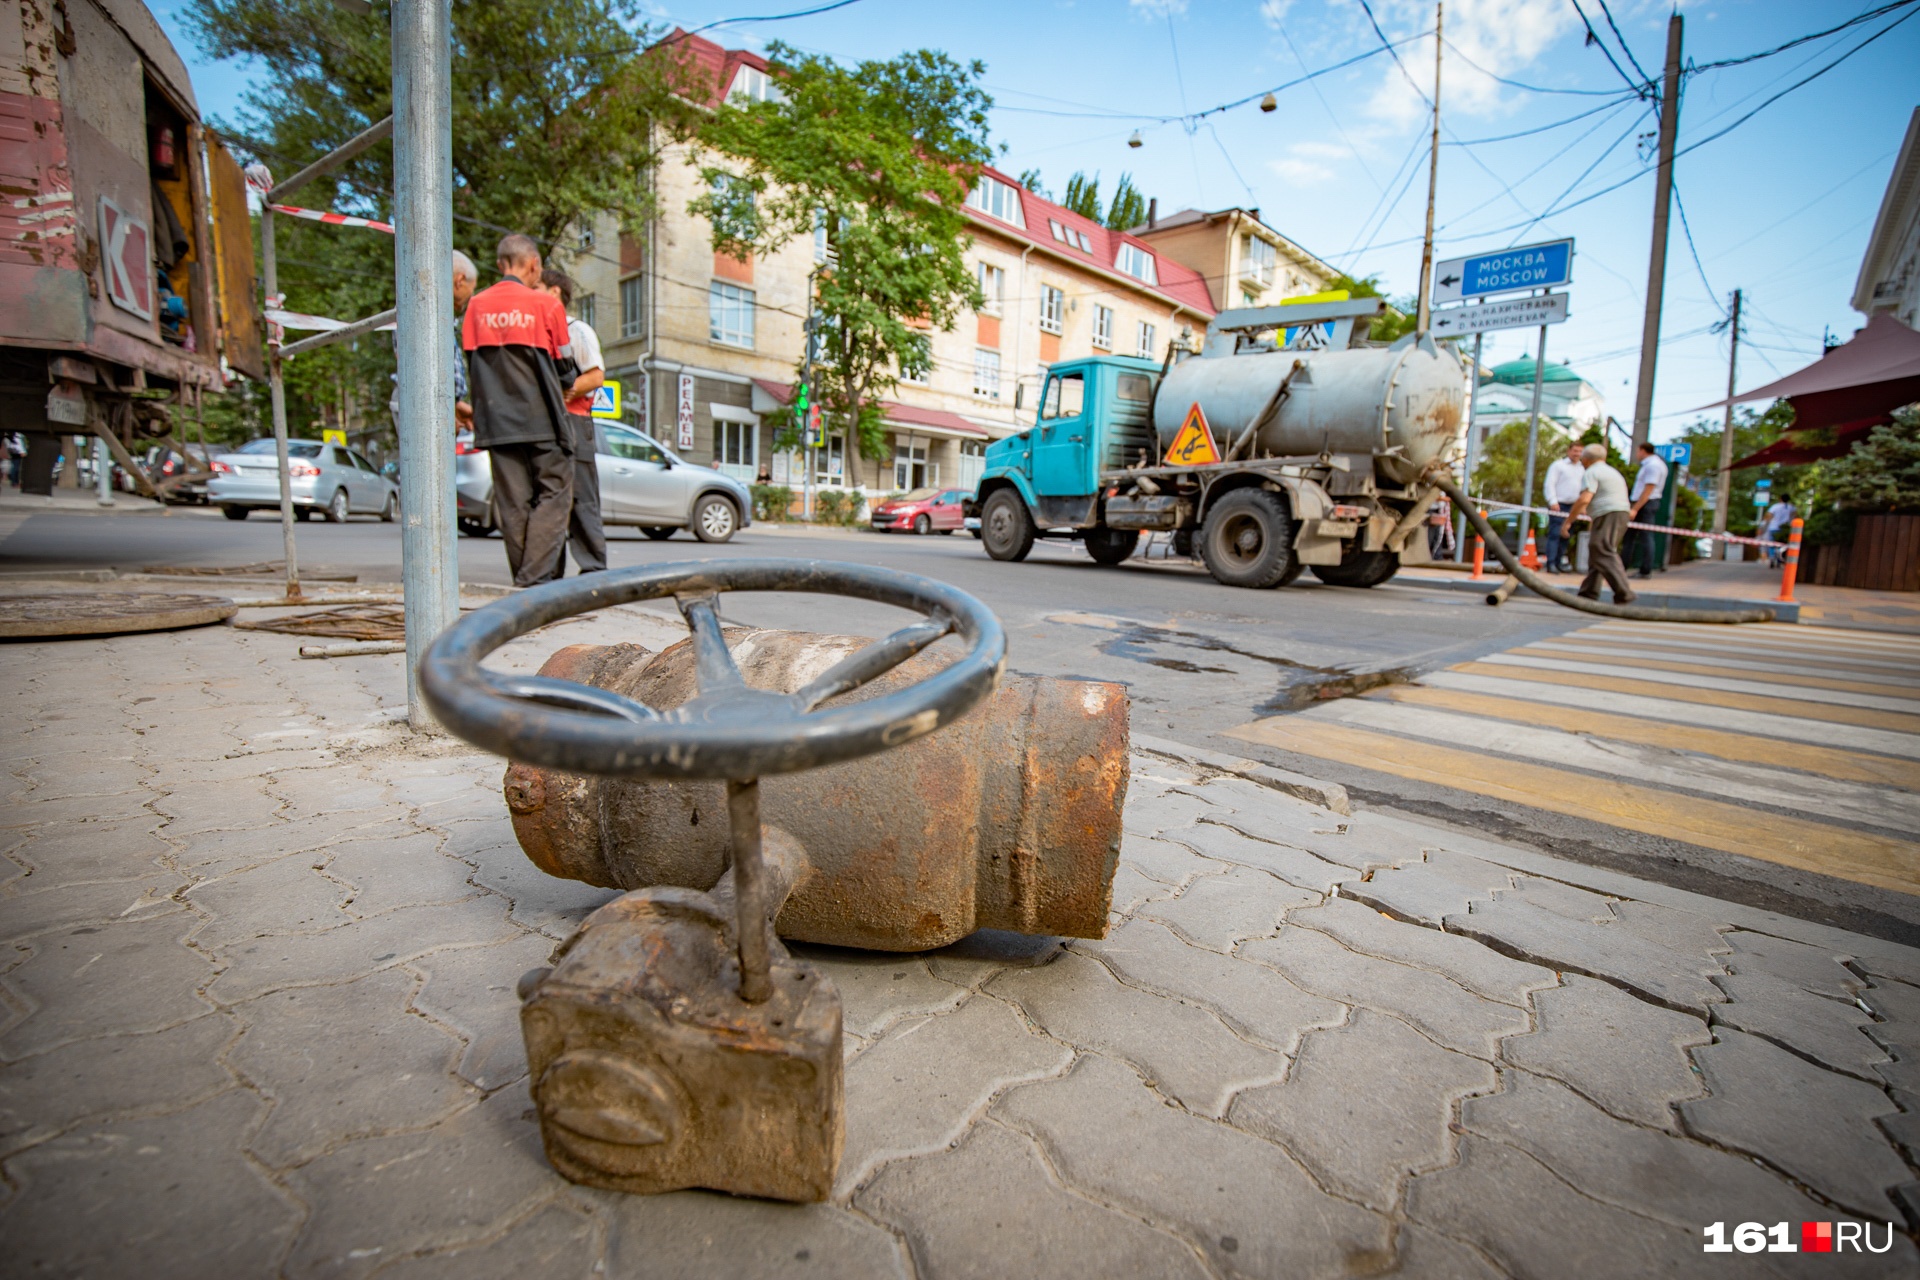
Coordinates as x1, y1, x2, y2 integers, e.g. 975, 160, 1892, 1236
749, 484, 792, 522
813, 490, 866, 526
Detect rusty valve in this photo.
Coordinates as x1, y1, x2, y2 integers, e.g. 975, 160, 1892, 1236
419, 560, 1008, 1201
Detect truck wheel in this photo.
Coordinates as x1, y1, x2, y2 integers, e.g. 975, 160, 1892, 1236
1199, 489, 1296, 588
1085, 528, 1139, 566
1310, 549, 1399, 588
981, 490, 1034, 562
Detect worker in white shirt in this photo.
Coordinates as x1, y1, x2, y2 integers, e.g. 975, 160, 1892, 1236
1627, 443, 1669, 578
1542, 440, 1585, 573
540, 268, 607, 574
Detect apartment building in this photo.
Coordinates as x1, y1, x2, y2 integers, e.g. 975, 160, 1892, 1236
565, 32, 1218, 506
1129, 207, 1339, 312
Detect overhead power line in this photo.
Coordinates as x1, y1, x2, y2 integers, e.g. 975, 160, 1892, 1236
1438, 39, 1630, 96
1688, 0, 1920, 71
687, 0, 871, 36
1568, 0, 1655, 98
1594, 0, 1656, 86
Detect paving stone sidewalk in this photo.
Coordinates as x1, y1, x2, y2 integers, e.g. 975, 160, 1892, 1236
2, 602, 1918, 1278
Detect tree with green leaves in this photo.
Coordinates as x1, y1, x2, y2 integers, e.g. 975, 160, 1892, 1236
689, 43, 993, 482
1017, 168, 1049, 197
184, 0, 683, 445
1673, 401, 1798, 535
1105, 174, 1147, 231
1471, 418, 1573, 506
1061, 172, 1102, 222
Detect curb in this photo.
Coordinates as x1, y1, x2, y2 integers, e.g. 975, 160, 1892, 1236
1398, 572, 1800, 622
1131, 732, 1350, 816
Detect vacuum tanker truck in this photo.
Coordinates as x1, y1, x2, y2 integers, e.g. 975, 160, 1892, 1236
973, 297, 1468, 589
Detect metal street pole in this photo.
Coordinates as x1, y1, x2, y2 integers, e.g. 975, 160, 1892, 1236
392, 0, 459, 730
1520, 318, 1550, 545
1710, 287, 1743, 559
1630, 14, 1684, 453
262, 208, 302, 600
1455, 327, 1482, 553
1414, 1, 1443, 335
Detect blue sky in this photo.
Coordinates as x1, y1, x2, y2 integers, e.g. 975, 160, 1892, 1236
150, 0, 1919, 442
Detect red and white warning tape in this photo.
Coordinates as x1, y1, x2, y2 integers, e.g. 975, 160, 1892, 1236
267, 203, 394, 234
1474, 500, 1785, 548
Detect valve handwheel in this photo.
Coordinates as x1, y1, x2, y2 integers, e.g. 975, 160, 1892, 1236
420, 558, 1007, 1001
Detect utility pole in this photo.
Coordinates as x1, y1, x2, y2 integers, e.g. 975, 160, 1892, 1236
1630, 13, 1683, 453
392, 0, 459, 730
1710, 287, 1743, 559
1414, 1, 1443, 335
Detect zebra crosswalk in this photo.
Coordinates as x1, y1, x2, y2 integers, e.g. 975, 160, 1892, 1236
1225, 620, 1920, 897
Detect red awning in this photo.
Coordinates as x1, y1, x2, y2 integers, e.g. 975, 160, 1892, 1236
1697, 312, 1920, 432
1728, 419, 1883, 468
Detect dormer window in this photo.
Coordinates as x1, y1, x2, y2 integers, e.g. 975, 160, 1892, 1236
1049, 219, 1067, 243
728, 66, 783, 104
1115, 242, 1157, 286
966, 175, 1026, 228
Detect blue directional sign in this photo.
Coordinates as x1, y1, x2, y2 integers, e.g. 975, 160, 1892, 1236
1433, 238, 1574, 304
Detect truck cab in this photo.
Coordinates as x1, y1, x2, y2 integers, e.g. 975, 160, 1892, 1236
977, 355, 1159, 541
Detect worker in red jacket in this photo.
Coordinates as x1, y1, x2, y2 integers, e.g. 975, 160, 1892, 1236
462, 234, 574, 586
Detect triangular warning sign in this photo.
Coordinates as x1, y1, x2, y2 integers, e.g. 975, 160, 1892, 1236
1163, 403, 1221, 467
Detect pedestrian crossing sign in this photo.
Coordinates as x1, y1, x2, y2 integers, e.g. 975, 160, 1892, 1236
590, 380, 621, 419
1163, 403, 1221, 467
322, 429, 347, 448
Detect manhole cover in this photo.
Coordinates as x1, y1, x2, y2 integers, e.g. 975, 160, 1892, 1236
0, 593, 238, 639
235, 603, 406, 641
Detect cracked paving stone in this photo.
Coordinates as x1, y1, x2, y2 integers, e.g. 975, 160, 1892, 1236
206, 897, 521, 1004
1610, 901, 1731, 962
1855, 950, 1920, 989
0, 1089, 300, 1279
168, 812, 377, 878
269, 770, 394, 820
1120, 832, 1227, 890
0, 790, 157, 829
1407, 1134, 1706, 1279
0, 1013, 237, 1158
1723, 930, 1864, 1000
859, 1119, 1208, 1280
597, 1186, 908, 1279
187, 852, 355, 948
1503, 876, 1616, 922
0, 914, 215, 1059
20, 758, 148, 801
281, 1087, 557, 1280
0, 821, 164, 882
1230, 1007, 1495, 1211
408, 932, 556, 1090
1082, 918, 1343, 1055
1465, 1072, 1919, 1277
1105, 865, 1177, 921
1203, 801, 1446, 873
462, 838, 620, 942
1711, 970, 1888, 1082
1121, 790, 1216, 840
1342, 850, 1515, 926
1393, 1226, 1506, 1280
0, 871, 186, 944
924, 929, 1065, 992
1138, 865, 1318, 953
325, 830, 485, 919
151, 776, 287, 835
364, 1200, 599, 1280
1860, 979, 1920, 1095
1443, 894, 1726, 1015
1681, 1028, 1910, 1220
232, 967, 476, 1169
838, 992, 1070, 1195
793, 947, 967, 1040
1500, 975, 1709, 1129
1293, 895, 1556, 1007
1240, 926, 1528, 1060
996, 1053, 1391, 1279
1166, 821, 1356, 893
990, 949, 1283, 1119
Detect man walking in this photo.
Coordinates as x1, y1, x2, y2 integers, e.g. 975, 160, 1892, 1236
1627, 442, 1669, 578
1543, 440, 1584, 573
1763, 492, 1796, 567
539, 268, 607, 575
1567, 443, 1635, 604
463, 234, 573, 586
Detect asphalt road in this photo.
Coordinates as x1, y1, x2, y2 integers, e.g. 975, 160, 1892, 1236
8, 502, 1906, 935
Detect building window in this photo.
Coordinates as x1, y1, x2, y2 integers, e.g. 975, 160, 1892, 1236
957, 439, 987, 488
1242, 288, 1259, 308
815, 432, 845, 486
709, 281, 755, 348
973, 348, 1001, 400
1116, 242, 1157, 285
714, 416, 757, 480
1073, 228, 1092, 252
894, 440, 934, 490
899, 333, 931, 385
1092, 305, 1113, 350
977, 262, 1005, 315
620, 276, 644, 339
728, 65, 784, 104
813, 208, 830, 264
575, 291, 596, 331
1039, 285, 1063, 335
965, 175, 1026, 228
1048, 219, 1066, 243
1135, 320, 1156, 359
1240, 234, 1277, 286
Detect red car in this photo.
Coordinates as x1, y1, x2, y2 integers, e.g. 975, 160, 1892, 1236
869, 487, 971, 535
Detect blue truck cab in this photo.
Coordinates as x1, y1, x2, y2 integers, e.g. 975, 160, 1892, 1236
975, 356, 1160, 557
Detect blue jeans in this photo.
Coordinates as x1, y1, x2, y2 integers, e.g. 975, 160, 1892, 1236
1543, 512, 1570, 568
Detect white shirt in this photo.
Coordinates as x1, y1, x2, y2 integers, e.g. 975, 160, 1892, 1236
563, 317, 604, 416
1631, 453, 1669, 505
1764, 500, 1794, 532
1580, 462, 1630, 517
1544, 457, 1585, 507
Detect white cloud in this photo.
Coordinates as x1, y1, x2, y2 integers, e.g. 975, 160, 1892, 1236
1358, 0, 1579, 127
1259, 0, 1295, 27
1290, 140, 1354, 160
1269, 156, 1337, 185
1129, 0, 1188, 15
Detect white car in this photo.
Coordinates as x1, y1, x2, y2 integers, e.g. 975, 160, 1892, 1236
455, 422, 751, 543
209, 438, 398, 523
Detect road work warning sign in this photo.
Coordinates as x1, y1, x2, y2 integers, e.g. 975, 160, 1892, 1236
1164, 403, 1221, 467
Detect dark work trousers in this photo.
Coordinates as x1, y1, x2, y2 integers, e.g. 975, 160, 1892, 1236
490, 439, 574, 586
1624, 521, 1657, 575
566, 414, 606, 573
1579, 510, 1635, 603
1544, 511, 1570, 570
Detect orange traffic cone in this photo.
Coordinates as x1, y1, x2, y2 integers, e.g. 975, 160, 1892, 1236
1520, 527, 1542, 571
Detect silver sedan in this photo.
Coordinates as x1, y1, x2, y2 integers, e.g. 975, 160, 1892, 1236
209, 438, 399, 523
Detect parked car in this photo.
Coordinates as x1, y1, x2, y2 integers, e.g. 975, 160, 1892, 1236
209, 438, 399, 523
869, 487, 971, 535
142, 444, 225, 505
455, 422, 750, 543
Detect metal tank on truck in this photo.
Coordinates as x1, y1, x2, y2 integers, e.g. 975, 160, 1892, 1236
972, 296, 1470, 589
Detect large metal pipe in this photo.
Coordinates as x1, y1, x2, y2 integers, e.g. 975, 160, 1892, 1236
392, 0, 460, 729
502, 630, 1131, 950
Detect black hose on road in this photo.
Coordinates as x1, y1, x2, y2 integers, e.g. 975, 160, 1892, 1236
1428, 471, 1776, 626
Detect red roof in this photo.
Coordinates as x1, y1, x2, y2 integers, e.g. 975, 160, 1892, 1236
967, 164, 1216, 317
658, 28, 771, 109
753, 380, 988, 438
